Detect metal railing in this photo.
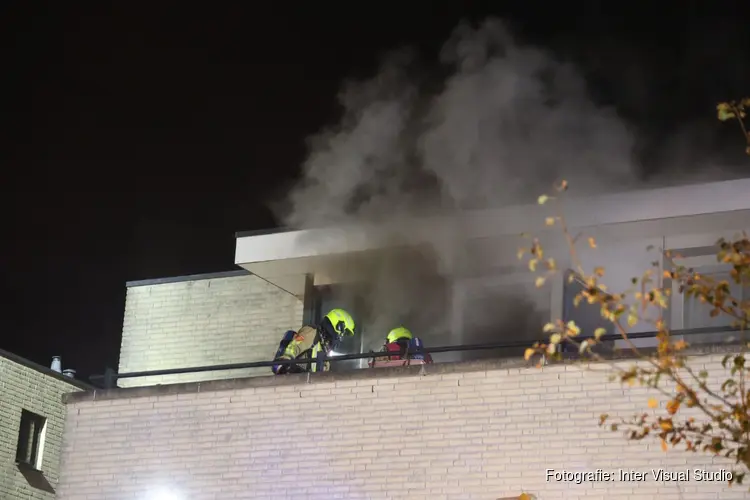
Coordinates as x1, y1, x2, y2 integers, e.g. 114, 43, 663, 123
89, 326, 744, 389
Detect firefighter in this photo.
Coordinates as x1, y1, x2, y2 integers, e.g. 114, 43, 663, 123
271, 308, 356, 375
382, 326, 433, 363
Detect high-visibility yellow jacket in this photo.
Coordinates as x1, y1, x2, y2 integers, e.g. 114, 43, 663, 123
274, 325, 330, 373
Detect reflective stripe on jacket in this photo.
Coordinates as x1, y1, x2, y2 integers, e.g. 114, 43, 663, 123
282, 325, 330, 372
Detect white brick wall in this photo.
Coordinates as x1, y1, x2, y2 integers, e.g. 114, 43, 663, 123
0, 353, 84, 500
59, 351, 745, 499
119, 273, 304, 387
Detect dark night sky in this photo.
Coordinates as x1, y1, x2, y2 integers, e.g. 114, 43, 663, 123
2, 1, 749, 381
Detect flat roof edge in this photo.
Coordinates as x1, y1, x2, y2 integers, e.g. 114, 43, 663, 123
62, 343, 739, 404
234, 227, 298, 238
234, 178, 750, 243
126, 269, 251, 288
0, 348, 94, 391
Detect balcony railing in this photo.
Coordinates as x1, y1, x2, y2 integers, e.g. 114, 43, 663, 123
90, 326, 745, 389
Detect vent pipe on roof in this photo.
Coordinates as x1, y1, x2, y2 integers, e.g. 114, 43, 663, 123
63, 369, 76, 379
50, 356, 62, 373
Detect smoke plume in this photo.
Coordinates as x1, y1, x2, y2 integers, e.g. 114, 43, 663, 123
271, 19, 732, 356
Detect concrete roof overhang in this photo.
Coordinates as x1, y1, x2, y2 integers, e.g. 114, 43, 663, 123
234, 178, 750, 296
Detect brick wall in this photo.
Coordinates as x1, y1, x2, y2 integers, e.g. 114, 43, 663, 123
119, 272, 304, 387
0, 352, 85, 500
59, 350, 745, 499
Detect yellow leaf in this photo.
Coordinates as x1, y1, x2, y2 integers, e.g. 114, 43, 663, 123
517, 248, 526, 260
594, 327, 606, 340
593, 266, 605, 277
588, 237, 597, 249
666, 399, 681, 415
524, 348, 535, 361
535, 276, 546, 288
627, 313, 638, 327
518, 493, 532, 500
579, 339, 589, 353
538, 194, 549, 205
661, 438, 668, 452
545, 217, 556, 226
566, 321, 580, 336
717, 102, 737, 121
648, 397, 658, 409
529, 259, 538, 272
549, 333, 562, 345
543, 323, 556, 332
659, 419, 674, 432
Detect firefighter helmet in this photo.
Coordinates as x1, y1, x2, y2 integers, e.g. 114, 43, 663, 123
386, 326, 413, 344
325, 308, 355, 338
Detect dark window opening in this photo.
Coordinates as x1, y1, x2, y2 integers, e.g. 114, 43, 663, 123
459, 282, 550, 361
16, 410, 46, 470
310, 275, 451, 370
311, 284, 369, 372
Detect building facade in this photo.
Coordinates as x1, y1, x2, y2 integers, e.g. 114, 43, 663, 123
52, 178, 750, 498
58, 350, 744, 499
0, 350, 88, 500
116, 178, 750, 387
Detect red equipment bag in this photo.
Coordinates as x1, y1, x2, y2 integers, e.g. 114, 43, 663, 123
384, 342, 405, 361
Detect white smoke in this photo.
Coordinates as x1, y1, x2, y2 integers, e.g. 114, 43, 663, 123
271, 19, 735, 355
280, 20, 640, 228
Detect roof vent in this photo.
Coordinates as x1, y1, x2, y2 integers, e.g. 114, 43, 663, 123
63, 369, 76, 379
50, 356, 62, 373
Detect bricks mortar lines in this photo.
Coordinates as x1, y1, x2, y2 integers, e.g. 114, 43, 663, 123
119, 274, 303, 387
58, 350, 745, 499
0, 354, 84, 500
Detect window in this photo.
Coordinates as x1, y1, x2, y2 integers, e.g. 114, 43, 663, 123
16, 410, 46, 470
683, 266, 749, 330
562, 270, 615, 351
663, 248, 750, 346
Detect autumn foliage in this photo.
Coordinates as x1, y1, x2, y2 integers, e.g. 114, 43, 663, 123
518, 180, 750, 488
717, 98, 750, 155
515, 103, 750, 489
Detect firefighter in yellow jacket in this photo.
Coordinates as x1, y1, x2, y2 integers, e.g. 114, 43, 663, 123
271, 308, 355, 374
